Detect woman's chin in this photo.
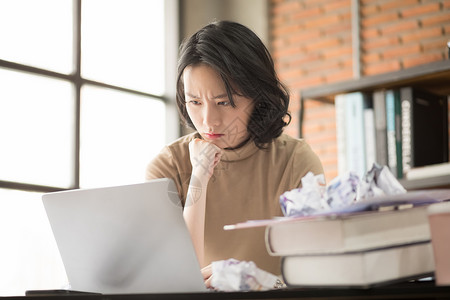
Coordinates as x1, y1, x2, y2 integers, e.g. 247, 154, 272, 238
200, 134, 246, 149
209, 140, 227, 149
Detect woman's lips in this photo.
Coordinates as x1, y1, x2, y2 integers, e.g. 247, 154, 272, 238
204, 133, 224, 139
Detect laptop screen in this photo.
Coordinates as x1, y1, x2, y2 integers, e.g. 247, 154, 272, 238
42, 178, 207, 294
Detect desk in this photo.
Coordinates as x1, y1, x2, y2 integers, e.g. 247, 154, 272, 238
17, 281, 450, 300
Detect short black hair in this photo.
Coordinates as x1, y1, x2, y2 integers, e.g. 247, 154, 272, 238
176, 20, 291, 148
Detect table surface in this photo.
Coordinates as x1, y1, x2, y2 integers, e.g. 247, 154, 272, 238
16, 280, 450, 300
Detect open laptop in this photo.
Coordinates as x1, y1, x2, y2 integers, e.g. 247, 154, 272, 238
41, 178, 207, 294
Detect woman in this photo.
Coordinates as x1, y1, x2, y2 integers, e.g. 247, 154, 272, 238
146, 21, 323, 278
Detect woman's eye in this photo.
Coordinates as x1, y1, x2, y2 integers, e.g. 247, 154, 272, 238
188, 100, 201, 105
218, 101, 231, 106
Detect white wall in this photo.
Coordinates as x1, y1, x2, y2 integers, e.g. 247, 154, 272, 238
180, 0, 269, 48
178, 0, 269, 135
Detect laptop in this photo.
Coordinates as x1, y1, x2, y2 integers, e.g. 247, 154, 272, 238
41, 178, 207, 294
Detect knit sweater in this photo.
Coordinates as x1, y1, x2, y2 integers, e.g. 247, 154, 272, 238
146, 132, 324, 274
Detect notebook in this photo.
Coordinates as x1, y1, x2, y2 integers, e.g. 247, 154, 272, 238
41, 178, 207, 294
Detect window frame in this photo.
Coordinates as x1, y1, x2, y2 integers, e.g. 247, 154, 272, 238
0, 0, 179, 193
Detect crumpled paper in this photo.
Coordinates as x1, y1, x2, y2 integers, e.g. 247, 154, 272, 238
357, 163, 407, 200
279, 172, 327, 216
280, 163, 407, 217
211, 259, 281, 291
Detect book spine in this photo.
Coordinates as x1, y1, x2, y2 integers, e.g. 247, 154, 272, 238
373, 90, 388, 167
386, 90, 398, 177
410, 90, 448, 167
400, 87, 413, 174
394, 90, 403, 178
442, 96, 449, 163
335, 94, 347, 175
364, 96, 376, 171
345, 93, 366, 178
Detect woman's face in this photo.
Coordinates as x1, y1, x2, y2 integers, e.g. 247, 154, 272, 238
183, 63, 255, 149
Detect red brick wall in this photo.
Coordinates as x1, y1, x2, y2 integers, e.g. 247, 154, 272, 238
270, 0, 450, 183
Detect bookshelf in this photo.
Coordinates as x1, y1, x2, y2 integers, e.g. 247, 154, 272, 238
300, 60, 450, 190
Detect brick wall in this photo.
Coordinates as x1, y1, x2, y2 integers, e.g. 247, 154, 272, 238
270, 0, 450, 183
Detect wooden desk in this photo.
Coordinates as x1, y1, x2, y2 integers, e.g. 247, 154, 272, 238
19, 280, 450, 300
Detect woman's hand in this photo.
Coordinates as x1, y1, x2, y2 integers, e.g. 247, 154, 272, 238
201, 264, 214, 289
189, 138, 222, 182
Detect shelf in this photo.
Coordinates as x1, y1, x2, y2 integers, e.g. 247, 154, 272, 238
301, 60, 450, 103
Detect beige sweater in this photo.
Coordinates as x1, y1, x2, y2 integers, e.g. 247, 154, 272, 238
146, 132, 324, 275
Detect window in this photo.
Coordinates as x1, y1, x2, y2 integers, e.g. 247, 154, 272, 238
0, 0, 178, 295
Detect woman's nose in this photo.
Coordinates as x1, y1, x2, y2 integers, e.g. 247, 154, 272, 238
203, 104, 221, 129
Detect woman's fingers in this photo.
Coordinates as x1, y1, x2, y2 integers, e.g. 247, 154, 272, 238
201, 264, 214, 289
201, 264, 212, 280
189, 138, 223, 179
204, 275, 214, 289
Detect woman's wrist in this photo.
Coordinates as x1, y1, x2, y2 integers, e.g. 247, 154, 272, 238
191, 168, 212, 186
184, 170, 209, 206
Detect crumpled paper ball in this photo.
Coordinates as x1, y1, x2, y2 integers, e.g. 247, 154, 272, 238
211, 259, 281, 291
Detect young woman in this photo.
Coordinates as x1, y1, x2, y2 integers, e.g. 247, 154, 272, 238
146, 21, 323, 279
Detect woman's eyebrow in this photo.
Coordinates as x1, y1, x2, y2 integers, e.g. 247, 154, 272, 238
185, 92, 229, 99
185, 92, 198, 99
212, 93, 228, 99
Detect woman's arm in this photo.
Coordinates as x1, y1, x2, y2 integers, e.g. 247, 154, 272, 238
184, 138, 222, 267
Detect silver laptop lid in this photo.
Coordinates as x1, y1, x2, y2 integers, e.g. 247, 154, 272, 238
42, 178, 206, 294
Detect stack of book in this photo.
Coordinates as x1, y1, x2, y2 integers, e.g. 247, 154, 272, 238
266, 191, 450, 288
266, 205, 434, 288
225, 190, 450, 287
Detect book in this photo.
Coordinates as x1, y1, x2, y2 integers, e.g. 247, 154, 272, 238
344, 92, 367, 177
223, 190, 450, 255
265, 204, 431, 256
335, 94, 347, 175
364, 98, 376, 171
281, 242, 434, 288
373, 90, 388, 167
385, 89, 402, 178
394, 91, 403, 178
400, 87, 449, 174
406, 162, 450, 180
336, 92, 376, 177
